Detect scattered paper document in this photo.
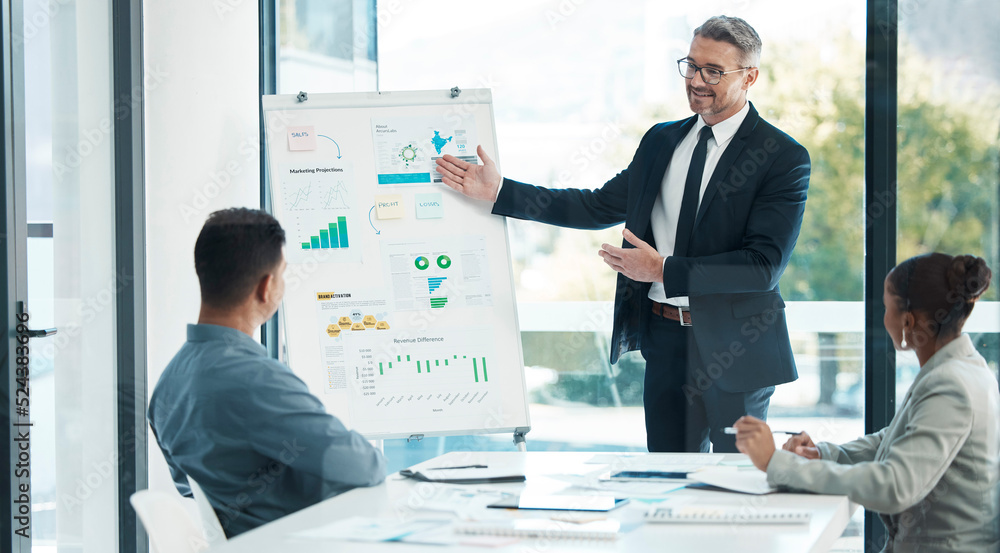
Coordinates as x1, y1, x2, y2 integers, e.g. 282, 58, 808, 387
586, 453, 722, 467
400, 466, 526, 484
408, 485, 509, 515
549, 473, 688, 498
291, 516, 450, 542
688, 469, 777, 495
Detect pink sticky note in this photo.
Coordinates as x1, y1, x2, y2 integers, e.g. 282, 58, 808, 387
287, 126, 317, 151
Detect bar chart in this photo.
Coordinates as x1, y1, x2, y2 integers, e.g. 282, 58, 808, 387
427, 276, 446, 293
277, 162, 361, 264
376, 353, 488, 382
300, 216, 351, 250
344, 327, 500, 425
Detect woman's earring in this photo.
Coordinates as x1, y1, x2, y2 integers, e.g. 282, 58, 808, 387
900, 332, 907, 349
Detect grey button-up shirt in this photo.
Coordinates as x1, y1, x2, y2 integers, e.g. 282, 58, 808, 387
149, 324, 386, 537
767, 334, 1000, 552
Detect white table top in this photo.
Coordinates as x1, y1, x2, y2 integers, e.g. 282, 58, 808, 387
214, 451, 857, 553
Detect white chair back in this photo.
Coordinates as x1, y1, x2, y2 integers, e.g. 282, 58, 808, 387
187, 477, 228, 546
130, 489, 209, 553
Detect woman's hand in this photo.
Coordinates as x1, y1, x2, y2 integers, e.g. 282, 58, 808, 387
733, 416, 776, 472
782, 432, 820, 460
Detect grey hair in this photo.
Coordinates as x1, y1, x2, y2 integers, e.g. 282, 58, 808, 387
693, 16, 762, 67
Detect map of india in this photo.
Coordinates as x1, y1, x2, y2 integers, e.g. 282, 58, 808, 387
431, 130, 453, 154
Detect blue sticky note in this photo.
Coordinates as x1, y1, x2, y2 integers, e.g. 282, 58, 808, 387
415, 193, 445, 219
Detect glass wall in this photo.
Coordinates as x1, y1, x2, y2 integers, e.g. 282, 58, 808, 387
896, 0, 1000, 396
278, 0, 378, 93
20, 0, 119, 550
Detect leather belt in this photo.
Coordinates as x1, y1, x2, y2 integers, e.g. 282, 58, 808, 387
651, 301, 692, 326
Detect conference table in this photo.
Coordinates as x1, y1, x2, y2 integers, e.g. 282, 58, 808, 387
213, 451, 858, 553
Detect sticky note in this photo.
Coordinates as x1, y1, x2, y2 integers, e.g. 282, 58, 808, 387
287, 126, 317, 151
415, 192, 445, 219
375, 194, 405, 219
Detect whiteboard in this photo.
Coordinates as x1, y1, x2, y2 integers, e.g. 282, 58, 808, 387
262, 89, 530, 440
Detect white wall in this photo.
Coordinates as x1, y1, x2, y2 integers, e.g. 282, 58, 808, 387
143, 0, 260, 494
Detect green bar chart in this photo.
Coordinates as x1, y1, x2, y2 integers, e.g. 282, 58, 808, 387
377, 354, 487, 381
347, 329, 499, 422
301, 217, 350, 249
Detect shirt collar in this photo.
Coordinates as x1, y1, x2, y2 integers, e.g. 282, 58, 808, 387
917, 333, 979, 374
186, 323, 268, 356
695, 100, 750, 145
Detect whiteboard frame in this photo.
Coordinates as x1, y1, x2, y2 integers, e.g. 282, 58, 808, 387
262, 88, 531, 441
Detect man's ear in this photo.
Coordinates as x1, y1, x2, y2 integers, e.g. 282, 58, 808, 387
742, 67, 759, 91
254, 273, 273, 304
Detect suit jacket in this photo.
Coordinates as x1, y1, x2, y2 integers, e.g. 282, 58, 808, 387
767, 335, 1000, 553
492, 102, 810, 391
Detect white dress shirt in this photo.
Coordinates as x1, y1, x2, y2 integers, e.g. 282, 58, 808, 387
648, 100, 750, 306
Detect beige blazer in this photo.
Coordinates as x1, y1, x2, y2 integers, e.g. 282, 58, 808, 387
767, 334, 1000, 553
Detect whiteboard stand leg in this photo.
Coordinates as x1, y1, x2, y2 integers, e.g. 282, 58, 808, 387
513, 430, 527, 452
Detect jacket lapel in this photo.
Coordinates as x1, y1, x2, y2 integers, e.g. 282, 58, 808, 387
631, 116, 697, 242
693, 103, 760, 229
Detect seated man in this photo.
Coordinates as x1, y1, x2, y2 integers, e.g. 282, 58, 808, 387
148, 208, 385, 537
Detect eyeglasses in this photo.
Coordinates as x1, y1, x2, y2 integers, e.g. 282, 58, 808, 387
677, 59, 751, 85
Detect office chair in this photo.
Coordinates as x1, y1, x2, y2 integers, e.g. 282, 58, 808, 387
186, 476, 228, 546
130, 489, 209, 553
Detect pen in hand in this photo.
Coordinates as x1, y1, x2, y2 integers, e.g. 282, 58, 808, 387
722, 427, 801, 436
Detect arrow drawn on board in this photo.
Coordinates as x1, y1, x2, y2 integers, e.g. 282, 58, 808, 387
318, 134, 342, 159
368, 206, 381, 235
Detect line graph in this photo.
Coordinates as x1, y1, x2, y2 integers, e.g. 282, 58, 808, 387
284, 179, 351, 211
278, 162, 360, 265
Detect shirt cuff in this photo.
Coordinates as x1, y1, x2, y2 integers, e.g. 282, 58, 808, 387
494, 177, 505, 202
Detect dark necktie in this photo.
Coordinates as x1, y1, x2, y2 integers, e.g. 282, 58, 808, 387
673, 126, 713, 257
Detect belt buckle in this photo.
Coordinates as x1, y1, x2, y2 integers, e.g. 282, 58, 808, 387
678, 306, 692, 327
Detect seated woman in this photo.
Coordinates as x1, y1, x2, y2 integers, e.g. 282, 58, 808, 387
734, 253, 998, 553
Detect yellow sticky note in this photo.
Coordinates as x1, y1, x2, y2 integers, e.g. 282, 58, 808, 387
375, 194, 405, 219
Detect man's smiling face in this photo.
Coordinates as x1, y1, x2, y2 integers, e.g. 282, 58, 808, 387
683, 35, 757, 125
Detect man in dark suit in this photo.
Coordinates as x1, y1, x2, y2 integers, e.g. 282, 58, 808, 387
435, 15, 809, 453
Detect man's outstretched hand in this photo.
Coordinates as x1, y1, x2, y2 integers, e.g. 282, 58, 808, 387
435, 145, 502, 202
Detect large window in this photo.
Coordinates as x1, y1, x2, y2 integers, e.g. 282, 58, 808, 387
19, 0, 120, 550
278, 0, 378, 93
896, 0, 1000, 396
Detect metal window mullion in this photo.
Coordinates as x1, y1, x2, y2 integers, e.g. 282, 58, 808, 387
260, 0, 279, 359
111, 0, 147, 552
3, 0, 31, 548
865, 0, 898, 551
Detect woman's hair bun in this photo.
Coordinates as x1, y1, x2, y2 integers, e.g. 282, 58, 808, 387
946, 254, 991, 302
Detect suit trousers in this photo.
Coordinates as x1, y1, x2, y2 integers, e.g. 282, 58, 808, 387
640, 312, 775, 452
